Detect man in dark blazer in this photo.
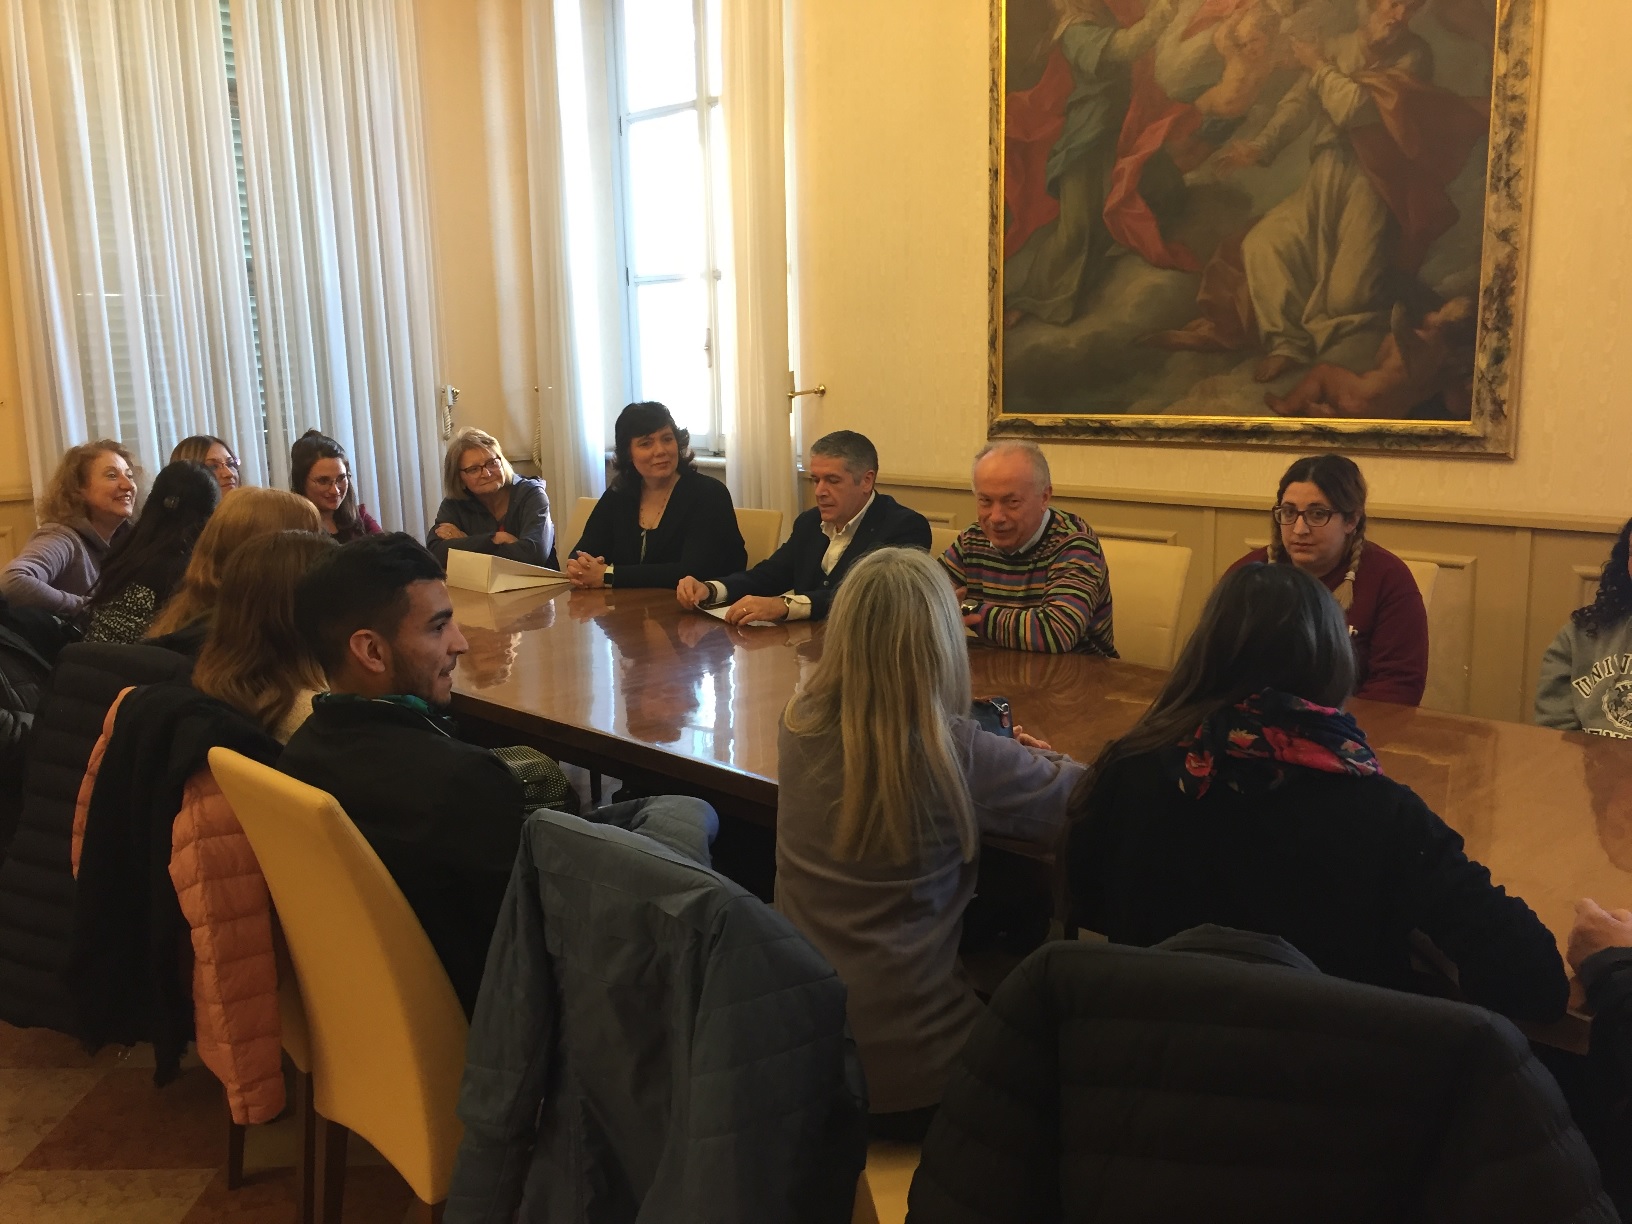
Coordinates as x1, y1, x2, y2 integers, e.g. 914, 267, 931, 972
676, 430, 931, 624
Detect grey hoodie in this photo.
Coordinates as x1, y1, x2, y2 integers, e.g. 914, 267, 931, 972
1535, 614, 1632, 738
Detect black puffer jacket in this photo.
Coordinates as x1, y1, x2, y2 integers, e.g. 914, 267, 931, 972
907, 934, 1616, 1224
0, 643, 192, 1032
0, 611, 57, 856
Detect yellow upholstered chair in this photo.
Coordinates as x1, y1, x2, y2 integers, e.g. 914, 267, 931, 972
1098, 537, 1194, 669
559, 495, 599, 561
209, 748, 468, 1224
735, 507, 784, 568
853, 1142, 919, 1224
929, 525, 961, 557
1402, 557, 1440, 613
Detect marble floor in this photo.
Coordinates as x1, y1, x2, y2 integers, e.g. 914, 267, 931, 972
0, 1022, 415, 1224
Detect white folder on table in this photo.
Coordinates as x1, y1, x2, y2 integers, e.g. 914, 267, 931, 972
444, 550, 571, 594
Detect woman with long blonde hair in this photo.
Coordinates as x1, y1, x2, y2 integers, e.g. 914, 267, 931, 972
192, 531, 335, 742
776, 546, 1083, 1140
147, 487, 321, 646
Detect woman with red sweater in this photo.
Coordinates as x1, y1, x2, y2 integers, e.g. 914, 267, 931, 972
1227, 454, 1428, 705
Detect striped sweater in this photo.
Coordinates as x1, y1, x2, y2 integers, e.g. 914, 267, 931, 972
940, 510, 1116, 656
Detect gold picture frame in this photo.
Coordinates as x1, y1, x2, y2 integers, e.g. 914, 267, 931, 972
988, 0, 1541, 456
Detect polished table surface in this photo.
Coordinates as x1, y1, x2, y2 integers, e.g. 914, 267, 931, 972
449, 584, 1632, 959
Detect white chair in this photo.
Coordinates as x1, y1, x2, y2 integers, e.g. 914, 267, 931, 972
559, 495, 598, 561
929, 524, 962, 557
1099, 538, 1194, 669
736, 507, 784, 568
1402, 558, 1440, 613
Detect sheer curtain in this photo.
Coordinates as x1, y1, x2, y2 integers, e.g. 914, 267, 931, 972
229, 0, 442, 537
720, 0, 796, 532
522, 0, 602, 518
0, 0, 262, 495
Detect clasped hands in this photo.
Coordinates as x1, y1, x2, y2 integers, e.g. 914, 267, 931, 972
675, 577, 788, 625
565, 551, 610, 589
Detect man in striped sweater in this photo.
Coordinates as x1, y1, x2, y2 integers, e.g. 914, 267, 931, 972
939, 441, 1116, 655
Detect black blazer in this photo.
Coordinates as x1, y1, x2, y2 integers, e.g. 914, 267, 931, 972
1067, 751, 1569, 1023
717, 492, 931, 621
571, 470, 746, 589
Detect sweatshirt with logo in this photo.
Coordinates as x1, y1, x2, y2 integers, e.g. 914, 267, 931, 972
1535, 615, 1632, 738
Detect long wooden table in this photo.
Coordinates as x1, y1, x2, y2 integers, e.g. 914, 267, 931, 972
449, 584, 1632, 967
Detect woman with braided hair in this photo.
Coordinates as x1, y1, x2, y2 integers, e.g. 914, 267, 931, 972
1226, 454, 1428, 705
1536, 517, 1632, 737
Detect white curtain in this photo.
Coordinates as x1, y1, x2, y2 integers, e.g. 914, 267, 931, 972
230, 0, 442, 537
720, 0, 796, 533
522, 0, 602, 518
0, 0, 262, 495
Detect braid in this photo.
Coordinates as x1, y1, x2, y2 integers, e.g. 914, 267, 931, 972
1330, 527, 1366, 611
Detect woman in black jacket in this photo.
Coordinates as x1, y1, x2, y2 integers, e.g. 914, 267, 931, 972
1065, 562, 1568, 1023
564, 402, 745, 590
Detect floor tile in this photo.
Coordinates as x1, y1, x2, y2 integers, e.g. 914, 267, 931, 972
19, 1065, 227, 1171
0, 1068, 108, 1173
0, 1168, 215, 1224
178, 1163, 413, 1224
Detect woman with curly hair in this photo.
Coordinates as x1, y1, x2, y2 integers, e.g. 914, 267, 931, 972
0, 440, 138, 615
1226, 453, 1429, 705
1536, 518, 1632, 737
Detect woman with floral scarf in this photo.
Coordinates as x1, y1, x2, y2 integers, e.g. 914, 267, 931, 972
1064, 561, 1567, 1023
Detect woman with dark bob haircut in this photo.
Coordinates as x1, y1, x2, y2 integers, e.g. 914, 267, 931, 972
564, 401, 745, 590
1536, 515, 1632, 736
1065, 562, 1567, 1025
1227, 453, 1428, 705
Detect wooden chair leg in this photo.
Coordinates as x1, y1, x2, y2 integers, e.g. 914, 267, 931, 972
293, 1071, 316, 1224
313, 1113, 349, 1224
224, 1109, 246, 1190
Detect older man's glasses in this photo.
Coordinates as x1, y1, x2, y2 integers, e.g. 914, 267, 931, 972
460, 457, 504, 478
1272, 504, 1336, 527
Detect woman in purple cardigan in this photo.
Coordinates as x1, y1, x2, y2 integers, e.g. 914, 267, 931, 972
1227, 453, 1428, 705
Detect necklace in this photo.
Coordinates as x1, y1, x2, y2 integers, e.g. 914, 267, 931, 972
639, 482, 674, 530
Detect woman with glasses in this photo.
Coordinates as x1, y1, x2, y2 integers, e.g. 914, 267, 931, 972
170, 435, 242, 496
291, 430, 382, 543
427, 427, 557, 569
1226, 454, 1427, 705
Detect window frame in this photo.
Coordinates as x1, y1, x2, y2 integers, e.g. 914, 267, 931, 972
607, 0, 725, 455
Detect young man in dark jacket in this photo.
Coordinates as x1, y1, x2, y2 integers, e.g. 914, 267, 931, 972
282, 534, 714, 1016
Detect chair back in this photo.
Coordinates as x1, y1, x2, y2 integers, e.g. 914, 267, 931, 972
1402, 558, 1440, 612
560, 495, 599, 559
208, 748, 467, 1204
1098, 538, 1193, 669
929, 525, 961, 557
735, 507, 784, 568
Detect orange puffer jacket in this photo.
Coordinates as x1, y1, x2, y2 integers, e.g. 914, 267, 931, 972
73, 690, 285, 1124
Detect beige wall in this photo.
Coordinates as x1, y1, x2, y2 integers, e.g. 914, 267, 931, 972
787, 0, 1632, 517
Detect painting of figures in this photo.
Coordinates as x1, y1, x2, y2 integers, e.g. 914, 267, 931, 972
990, 0, 1537, 454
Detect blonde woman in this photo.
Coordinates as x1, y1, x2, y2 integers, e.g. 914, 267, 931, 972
193, 531, 335, 742
146, 487, 321, 649
776, 546, 1084, 1140
1, 440, 137, 614
427, 427, 556, 569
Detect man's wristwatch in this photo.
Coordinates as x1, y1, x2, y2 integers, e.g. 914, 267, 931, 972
782, 596, 796, 616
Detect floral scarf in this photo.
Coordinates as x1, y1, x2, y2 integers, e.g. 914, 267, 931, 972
1176, 689, 1381, 799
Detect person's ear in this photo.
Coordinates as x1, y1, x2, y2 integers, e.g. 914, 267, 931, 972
1041, 482, 1054, 506
347, 628, 391, 678
859, 469, 877, 494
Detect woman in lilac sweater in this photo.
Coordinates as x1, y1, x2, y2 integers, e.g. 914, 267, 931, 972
1, 441, 138, 616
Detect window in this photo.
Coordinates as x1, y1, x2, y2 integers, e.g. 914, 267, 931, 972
610, 0, 726, 453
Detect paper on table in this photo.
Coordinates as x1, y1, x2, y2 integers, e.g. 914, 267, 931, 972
700, 604, 781, 629
445, 550, 572, 594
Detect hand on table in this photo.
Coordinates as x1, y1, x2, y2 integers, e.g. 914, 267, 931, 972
565, 551, 608, 589
1013, 725, 1053, 752
1567, 897, 1632, 972
433, 522, 466, 541
725, 595, 789, 625
676, 576, 712, 609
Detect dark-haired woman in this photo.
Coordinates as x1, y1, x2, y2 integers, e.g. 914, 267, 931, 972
1537, 517, 1632, 736
83, 461, 220, 643
1065, 563, 1567, 1024
427, 427, 557, 569
1227, 453, 1428, 705
564, 402, 745, 590
170, 434, 242, 496
291, 429, 382, 543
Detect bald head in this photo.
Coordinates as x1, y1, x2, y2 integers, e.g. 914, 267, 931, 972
972, 442, 1053, 554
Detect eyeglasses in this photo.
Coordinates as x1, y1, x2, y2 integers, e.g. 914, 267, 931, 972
204, 458, 240, 473
459, 457, 503, 478
1272, 504, 1337, 527
310, 474, 349, 490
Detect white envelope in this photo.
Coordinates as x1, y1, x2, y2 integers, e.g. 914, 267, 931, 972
444, 550, 571, 593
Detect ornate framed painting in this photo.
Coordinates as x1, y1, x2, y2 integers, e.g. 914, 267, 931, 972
988, 0, 1539, 455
